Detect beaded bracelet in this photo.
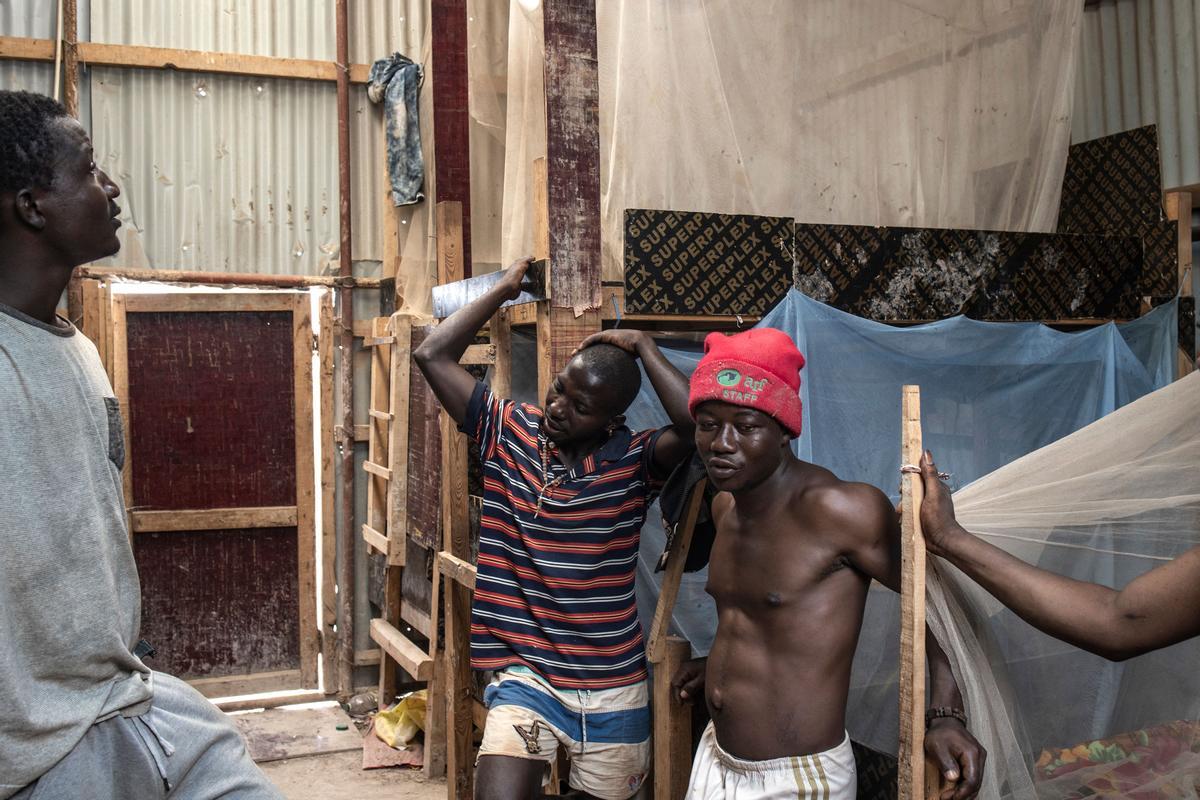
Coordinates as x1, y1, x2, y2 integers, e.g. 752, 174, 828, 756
926, 706, 968, 727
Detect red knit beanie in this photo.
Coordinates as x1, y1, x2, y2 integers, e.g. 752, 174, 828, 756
688, 328, 806, 438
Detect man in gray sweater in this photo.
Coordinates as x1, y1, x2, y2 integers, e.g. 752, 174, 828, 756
0, 90, 281, 799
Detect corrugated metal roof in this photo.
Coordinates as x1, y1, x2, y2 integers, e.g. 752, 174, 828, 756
1074, 0, 1200, 189
1, 0, 59, 98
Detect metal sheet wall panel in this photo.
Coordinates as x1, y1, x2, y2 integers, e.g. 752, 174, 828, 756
1074, 0, 1200, 189
91, 66, 341, 275
1, 0, 57, 38
0, 62, 55, 96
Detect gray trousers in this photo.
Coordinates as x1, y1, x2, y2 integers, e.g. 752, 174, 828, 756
13, 672, 282, 800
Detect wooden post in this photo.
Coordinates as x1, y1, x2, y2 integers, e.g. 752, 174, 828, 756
647, 479, 706, 664
436, 201, 473, 795
62, 0, 79, 117
491, 307, 513, 399
1165, 191, 1194, 378
652, 636, 693, 800
334, 0, 356, 701
898, 386, 941, 800
319, 295, 339, 694
536, 0, 604, 400
431, 0, 472, 278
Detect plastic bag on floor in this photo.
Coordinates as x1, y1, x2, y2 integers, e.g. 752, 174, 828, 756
373, 690, 427, 749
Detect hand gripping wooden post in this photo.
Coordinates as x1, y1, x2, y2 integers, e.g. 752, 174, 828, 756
899, 385, 943, 800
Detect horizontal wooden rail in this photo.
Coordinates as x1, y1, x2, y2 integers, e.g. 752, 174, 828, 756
362, 524, 389, 554
370, 619, 433, 681
437, 551, 477, 590
130, 505, 297, 533
77, 265, 381, 289
363, 461, 392, 480
0, 36, 371, 83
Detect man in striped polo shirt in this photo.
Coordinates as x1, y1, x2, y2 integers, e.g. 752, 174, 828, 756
414, 257, 695, 799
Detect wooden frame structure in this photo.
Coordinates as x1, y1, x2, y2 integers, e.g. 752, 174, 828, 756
77, 285, 322, 704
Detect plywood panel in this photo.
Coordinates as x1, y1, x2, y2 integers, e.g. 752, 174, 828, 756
135, 527, 300, 678
406, 325, 442, 550
126, 310, 296, 509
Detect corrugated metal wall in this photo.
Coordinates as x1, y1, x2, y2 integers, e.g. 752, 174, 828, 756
85, 1, 427, 274
1074, 0, 1200, 189
1, 0, 57, 97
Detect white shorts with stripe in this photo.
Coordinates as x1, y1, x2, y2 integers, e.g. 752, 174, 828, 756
685, 722, 856, 800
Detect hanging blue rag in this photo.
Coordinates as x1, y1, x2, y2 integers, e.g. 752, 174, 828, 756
367, 53, 425, 206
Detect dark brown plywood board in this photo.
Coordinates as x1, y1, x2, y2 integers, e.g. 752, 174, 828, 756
543, 0, 602, 313
406, 325, 442, 550
135, 527, 300, 678
624, 209, 793, 317
1057, 125, 1175, 298
126, 310, 296, 510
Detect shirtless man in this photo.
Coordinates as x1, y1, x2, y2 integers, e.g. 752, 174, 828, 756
674, 328, 984, 799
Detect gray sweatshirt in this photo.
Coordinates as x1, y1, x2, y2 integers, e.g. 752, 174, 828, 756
0, 303, 152, 797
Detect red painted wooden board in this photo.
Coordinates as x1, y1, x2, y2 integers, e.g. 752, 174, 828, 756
135, 528, 300, 678
126, 311, 296, 510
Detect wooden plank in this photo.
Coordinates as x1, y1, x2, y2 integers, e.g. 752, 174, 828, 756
401, 602, 431, 639
491, 308, 513, 398
387, 315, 413, 567
431, 0, 473, 277
77, 265, 381, 288
437, 551, 477, 590
319, 295, 339, 694
898, 385, 936, 800
362, 336, 396, 348
652, 636, 692, 800
647, 479, 706, 664
130, 505, 298, 533
213, 689, 327, 713
460, 343, 496, 365
367, 408, 394, 421
444, 576, 474, 799
362, 524, 389, 555
542, 0, 602, 315
79, 41, 371, 83
354, 424, 369, 442
370, 619, 434, 681
0, 36, 55, 60
1165, 191, 1195, 378
63, 0, 79, 117
111, 295, 131, 518
191, 669, 303, 700
292, 293, 320, 688
362, 460, 393, 480
123, 292, 298, 314
379, 559, 403, 704
355, 648, 382, 667
424, 546, 448, 777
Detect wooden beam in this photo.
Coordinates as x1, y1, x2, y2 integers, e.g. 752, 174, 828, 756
130, 505, 297, 533
0, 36, 54, 60
213, 689, 328, 713
319, 295, 340, 696
63, 0, 79, 117
437, 551, 477, 590
491, 307, 513, 398
431, 0, 473, 277
0, 36, 373, 83
424, 541, 448, 777
1165, 191, 1195, 378
387, 314, 413, 567
191, 669, 303, 699
76, 265, 381, 288
652, 636, 692, 800
354, 648, 382, 667
362, 523, 389, 555
647, 479, 706, 664
123, 292, 298, 313
362, 460, 392, 480
292, 293, 320, 688
370, 619, 434, 681
898, 386, 939, 800
460, 343, 496, 365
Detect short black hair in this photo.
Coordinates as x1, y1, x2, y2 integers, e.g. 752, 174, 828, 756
0, 90, 72, 193
574, 342, 643, 414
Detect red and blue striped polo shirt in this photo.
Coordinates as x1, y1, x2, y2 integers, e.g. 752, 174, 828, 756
463, 382, 665, 690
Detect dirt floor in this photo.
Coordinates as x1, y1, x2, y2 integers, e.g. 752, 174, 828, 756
261, 750, 444, 800
231, 702, 444, 800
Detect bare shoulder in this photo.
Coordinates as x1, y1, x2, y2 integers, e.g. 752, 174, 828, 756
800, 469, 896, 548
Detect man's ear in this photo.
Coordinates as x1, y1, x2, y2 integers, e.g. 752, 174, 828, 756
14, 188, 47, 231
609, 413, 626, 430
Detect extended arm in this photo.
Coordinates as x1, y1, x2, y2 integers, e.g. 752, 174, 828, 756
576, 329, 696, 471
413, 257, 532, 425
921, 451, 1200, 661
